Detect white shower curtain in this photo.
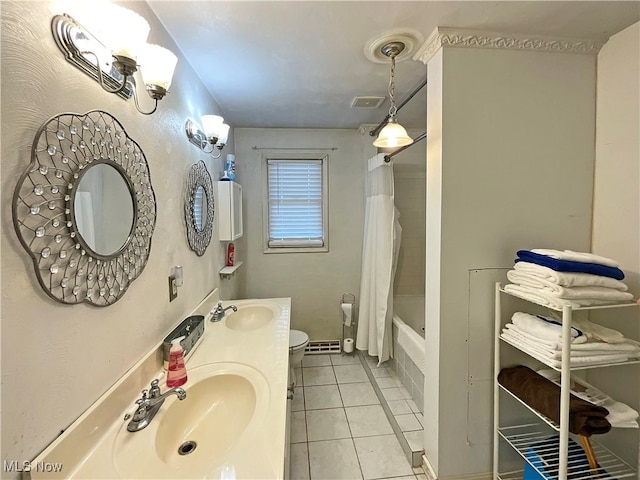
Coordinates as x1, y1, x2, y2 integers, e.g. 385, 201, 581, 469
356, 153, 402, 365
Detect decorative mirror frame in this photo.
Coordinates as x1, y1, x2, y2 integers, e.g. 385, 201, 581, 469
12, 110, 157, 306
185, 160, 214, 256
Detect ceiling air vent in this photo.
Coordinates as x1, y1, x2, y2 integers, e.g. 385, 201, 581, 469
351, 96, 385, 109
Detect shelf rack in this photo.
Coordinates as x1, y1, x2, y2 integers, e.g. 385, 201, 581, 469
219, 261, 243, 279
498, 424, 636, 479
493, 283, 639, 480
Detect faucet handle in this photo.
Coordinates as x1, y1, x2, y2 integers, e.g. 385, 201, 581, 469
131, 399, 147, 421
141, 389, 149, 400
149, 379, 161, 398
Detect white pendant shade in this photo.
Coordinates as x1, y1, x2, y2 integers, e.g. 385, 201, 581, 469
373, 120, 413, 148
201, 115, 224, 138
139, 44, 178, 90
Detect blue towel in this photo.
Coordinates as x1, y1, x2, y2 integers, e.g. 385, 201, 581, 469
516, 250, 625, 280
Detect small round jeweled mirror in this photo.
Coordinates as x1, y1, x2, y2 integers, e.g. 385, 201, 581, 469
185, 160, 214, 255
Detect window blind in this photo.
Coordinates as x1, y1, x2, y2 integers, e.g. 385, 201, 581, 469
267, 159, 324, 247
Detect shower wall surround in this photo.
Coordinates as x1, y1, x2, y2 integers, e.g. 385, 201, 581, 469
392, 141, 426, 298
0, 1, 236, 475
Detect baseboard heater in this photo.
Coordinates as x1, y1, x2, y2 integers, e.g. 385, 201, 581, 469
305, 340, 341, 354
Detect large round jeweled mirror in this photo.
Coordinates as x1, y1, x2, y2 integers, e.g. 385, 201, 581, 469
73, 161, 135, 257
12, 110, 156, 306
185, 160, 214, 256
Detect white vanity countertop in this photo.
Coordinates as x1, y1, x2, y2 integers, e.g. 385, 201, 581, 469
29, 294, 291, 480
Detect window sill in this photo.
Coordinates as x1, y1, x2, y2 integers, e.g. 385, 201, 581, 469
263, 246, 329, 254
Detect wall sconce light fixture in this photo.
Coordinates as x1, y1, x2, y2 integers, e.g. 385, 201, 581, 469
52, 6, 178, 115
373, 42, 413, 148
185, 116, 230, 159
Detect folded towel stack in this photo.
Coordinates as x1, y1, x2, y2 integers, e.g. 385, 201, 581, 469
500, 312, 640, 368
498, 365, 611, 436
504, 249, 634, 309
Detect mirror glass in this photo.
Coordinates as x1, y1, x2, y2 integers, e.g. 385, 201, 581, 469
193, 186, 207, 232
74, 163, 134, 255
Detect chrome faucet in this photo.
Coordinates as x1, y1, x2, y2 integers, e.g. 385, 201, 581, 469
126, 379, 186, 432
211, 301, 237, 322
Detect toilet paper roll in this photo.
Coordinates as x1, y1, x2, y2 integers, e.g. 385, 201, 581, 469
341, 303, 353, 327
344, 337, 354, 353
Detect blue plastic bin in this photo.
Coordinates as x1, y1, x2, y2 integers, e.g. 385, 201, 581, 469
522, 436, 614, 480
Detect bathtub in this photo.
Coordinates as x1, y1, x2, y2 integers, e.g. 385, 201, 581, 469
392, 295, 425, 413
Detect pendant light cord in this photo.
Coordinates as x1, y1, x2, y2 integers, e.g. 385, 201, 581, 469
388, 54, 397, 117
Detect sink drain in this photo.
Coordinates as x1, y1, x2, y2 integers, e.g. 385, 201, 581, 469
178, 441, 197, 456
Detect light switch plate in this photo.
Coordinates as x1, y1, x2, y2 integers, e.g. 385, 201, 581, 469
168, 275, 177, 302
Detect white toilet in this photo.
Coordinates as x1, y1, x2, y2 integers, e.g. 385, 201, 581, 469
289, 329, 309, 367
289, 329, 309, 387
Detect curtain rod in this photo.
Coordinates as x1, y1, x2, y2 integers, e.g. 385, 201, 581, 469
252, 146, 338, 151
384, 132, 427, 163
369, 77, 428, 138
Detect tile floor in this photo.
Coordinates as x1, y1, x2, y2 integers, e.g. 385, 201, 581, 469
360, 356, 425, 458
290, 353, 427, 480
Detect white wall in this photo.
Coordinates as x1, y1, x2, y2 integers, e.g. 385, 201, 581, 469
424, 44, 597, 477
233, 128, 365, 341
593, 21, 639, 292
590, 21, 640, 467
0, 0, 237, 472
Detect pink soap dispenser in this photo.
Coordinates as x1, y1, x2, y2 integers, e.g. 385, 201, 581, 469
166, 337, 188, 388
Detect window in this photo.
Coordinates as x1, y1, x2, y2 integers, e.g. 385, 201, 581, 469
263, 155, 328, 252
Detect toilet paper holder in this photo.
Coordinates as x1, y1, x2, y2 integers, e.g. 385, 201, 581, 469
340, 293, 356, 355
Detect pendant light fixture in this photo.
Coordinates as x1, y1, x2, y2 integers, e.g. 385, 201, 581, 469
373, 42, 413, 148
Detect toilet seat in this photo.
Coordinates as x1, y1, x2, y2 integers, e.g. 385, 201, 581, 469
289, 329, 309, 349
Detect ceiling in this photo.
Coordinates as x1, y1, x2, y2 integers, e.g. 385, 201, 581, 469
149, 1, 639, 131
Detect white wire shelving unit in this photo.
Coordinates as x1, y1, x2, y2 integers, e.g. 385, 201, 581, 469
493, 283, 639, 480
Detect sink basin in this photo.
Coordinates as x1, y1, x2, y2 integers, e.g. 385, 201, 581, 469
155, 373, 255, 464
113, 363, 269, 479
225, 305, 274, 331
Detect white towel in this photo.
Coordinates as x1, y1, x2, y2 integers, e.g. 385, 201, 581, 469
513, 262, 629, 290
504, 324, 639, 355
536, 369, 639, 428
504, 323, 579, 348
504, 325, 639, 359
530, 249, 620, 267
504, 284, 630, 309
507, 271, 633, 302
572, 318, 626, 344
511, 311, 582, 340
605, 399, 639, 427
500, 330, 631, 368
504, 284, 583, 309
